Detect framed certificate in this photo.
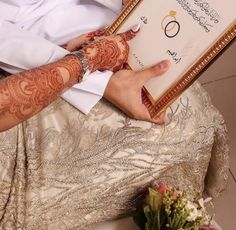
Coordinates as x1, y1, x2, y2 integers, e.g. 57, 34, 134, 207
106, 0, 236, 118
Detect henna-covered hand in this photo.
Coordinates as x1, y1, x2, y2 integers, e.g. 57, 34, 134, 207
81, 27, 139, 72
62, 24, 139, 72
0, 27, 138, 131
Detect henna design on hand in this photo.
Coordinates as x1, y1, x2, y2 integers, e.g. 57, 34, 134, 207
81, 29, 137, 72
81, 36, 129, 72
0, 56, 82, 122
61, 26, 138, 72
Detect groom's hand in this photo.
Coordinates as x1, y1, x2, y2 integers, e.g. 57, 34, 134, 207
104, 60, 171, 124
60, 29, 106, 52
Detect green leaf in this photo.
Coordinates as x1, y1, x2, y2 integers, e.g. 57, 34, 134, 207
146, 188, 162, 211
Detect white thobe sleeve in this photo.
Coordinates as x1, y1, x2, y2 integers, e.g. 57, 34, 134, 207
0, 20, 113, 114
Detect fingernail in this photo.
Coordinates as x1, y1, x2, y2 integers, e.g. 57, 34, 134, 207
158, 60, 170, 70
131, 23, 141, 33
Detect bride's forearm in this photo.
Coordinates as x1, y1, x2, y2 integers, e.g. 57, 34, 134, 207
0, 29, 135, 131
0, 55, 82, 131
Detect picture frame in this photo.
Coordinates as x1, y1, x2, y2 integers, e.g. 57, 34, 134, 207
106, 0, 236, 118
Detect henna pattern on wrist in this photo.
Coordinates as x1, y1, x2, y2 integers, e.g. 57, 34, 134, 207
0, 56, 82, 121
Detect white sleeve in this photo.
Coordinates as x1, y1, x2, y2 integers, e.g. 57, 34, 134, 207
0, 20, 112, 114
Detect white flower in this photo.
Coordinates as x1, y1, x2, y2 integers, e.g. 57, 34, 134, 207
198, 197, 213, 224
198, 197, 212, 210
186, 201, 202, 222
198, 198, 205, 210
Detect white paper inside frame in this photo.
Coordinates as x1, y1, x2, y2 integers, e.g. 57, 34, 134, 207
117, 0, 236, 101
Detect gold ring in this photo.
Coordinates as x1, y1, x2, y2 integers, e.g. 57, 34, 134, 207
161, 11, 177, 32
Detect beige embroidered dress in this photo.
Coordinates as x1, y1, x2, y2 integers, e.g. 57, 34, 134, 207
0, 78, 229, 229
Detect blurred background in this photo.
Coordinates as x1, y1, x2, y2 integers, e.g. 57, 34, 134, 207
199, 39, 236, 230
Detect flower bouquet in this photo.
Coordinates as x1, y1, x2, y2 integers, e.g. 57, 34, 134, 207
133, 183, 216, 230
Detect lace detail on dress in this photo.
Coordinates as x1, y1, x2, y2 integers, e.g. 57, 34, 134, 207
0, 81, 229, 229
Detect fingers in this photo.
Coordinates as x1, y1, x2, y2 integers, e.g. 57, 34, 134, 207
131, 103, 166, 125
60, 44, 68, 49
118, 23, 140, 41
69, 34, 89, 51
86, 28, 106, 40
77, 29, 106, 48
142, 109, 165, 125
62, 29, 107, 52
151, 111, 165, 124
130, 60, 170, 123
61, 34, 89, 52
137, 60, 171, 84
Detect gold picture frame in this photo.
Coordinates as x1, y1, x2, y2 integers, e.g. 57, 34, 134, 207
106, 0, 236, 118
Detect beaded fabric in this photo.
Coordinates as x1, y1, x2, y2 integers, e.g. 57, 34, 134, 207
0, 76, 229, 229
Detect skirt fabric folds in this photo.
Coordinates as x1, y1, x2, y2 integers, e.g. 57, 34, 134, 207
0, 81, 229, 229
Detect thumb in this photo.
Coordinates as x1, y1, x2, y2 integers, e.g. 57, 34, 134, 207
137, 60, 171, 84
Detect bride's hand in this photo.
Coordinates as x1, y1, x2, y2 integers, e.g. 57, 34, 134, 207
80, 27, 138, 72
63, 25, 139, 72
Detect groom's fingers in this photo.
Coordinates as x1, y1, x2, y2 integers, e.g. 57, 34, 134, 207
133, 103, 166, 124
61, 34, 88, 51
62, 29, 107, 52
137, 60, 171, 85
151, 111, 165, 124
